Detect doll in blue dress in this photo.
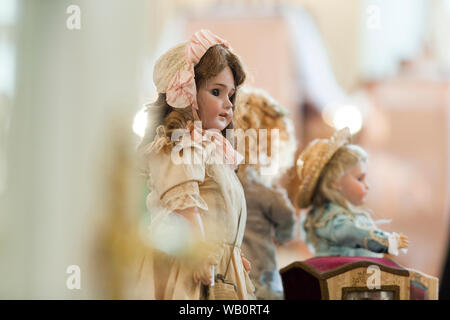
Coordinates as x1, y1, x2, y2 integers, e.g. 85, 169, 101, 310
296, 128, 408, 257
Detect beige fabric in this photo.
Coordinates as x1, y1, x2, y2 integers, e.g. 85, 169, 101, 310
134, 128, 255, 299
162, 181, 209, 212
153, 42, 189, 94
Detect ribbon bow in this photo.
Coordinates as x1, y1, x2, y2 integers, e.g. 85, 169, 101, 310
166, 67, 198, 110
189, 121, 243, 170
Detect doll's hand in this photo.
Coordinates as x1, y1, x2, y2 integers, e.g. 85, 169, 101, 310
193, 255, 217, 285
398, 233, 409, 249
241, 253, 251, 273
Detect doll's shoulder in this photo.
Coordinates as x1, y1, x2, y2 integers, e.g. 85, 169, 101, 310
142, 126, 213, 192
139, 125, 172, 159
312, 202, 354, 228
325, 202, 350, 215
242, 171, 284, 200
315, 202, 348, 217
143, 125, 214, 164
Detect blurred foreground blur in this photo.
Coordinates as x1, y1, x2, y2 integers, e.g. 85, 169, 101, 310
0, 0, 449, 298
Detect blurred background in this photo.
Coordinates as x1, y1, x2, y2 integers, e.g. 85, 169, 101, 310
0, 0, 449, 299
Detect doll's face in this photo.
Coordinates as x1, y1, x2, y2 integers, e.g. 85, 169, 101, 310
197, 66, 235, 131
337, 162, 369, 206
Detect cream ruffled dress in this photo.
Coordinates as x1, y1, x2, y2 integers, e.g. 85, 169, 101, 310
134, 126, 255, 300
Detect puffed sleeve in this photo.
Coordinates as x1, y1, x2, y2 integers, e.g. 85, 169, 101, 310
161, 181, 208, 212
315, 213, 392, 254
148, 138, 211, 213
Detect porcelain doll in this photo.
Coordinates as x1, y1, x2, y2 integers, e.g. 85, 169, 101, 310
234, 87, 298, 299
135, 30, 255, 299
296, 128, 408, 258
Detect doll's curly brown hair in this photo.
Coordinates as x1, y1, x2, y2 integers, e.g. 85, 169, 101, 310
140, 45, 246, 151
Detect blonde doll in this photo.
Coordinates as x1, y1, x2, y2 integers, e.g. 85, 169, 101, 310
234, 87, 297, 299
296, 128, 408, 257
135, 30, 255, 300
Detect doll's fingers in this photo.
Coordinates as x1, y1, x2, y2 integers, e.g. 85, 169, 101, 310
194, 268, 210, 285
198, 266, 211, 283
195, 271, 205, 285
193, 272, 199, 283
200, 272, 212, 285
242, 257, 251, 272
207, 256, 218, 265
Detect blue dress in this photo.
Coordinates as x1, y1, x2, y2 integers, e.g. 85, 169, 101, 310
304, 202, 396, 258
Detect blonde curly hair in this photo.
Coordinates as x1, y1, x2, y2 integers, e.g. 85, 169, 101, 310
234, 87, 297, 184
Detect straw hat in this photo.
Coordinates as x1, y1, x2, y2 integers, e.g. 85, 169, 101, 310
153, 42, 189, 95
296, 128, 351, 208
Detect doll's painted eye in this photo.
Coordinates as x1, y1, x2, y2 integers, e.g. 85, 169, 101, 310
211, 89, 220, 96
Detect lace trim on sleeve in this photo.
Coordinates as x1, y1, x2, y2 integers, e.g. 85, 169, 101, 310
387, 232, 400, 256
141, 125, 171, 156
161, 181, 208, 212
369, 227, 390, 248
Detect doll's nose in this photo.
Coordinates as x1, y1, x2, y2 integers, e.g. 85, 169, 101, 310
224, 97, 233, 109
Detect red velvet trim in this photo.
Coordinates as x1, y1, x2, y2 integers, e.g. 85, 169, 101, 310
410, 281, 427, 300
303, 256, 405, 273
